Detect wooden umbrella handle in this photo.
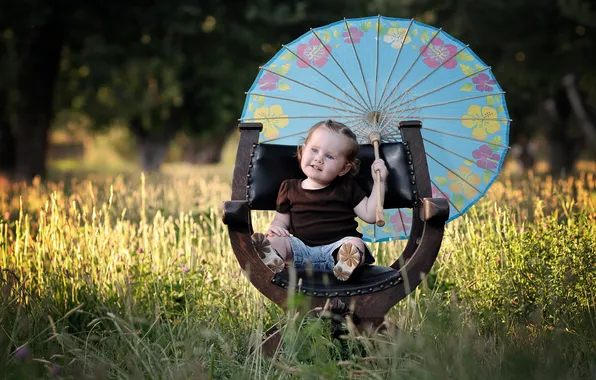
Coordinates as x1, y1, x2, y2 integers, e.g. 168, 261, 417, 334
370, 133, 385, 227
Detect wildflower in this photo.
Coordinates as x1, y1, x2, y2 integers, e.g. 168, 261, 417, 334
14, 345, 30, 360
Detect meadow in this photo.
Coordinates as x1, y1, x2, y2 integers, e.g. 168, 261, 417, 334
0, 161, 595, 379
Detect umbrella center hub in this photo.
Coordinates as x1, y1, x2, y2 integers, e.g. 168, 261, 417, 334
367, 111, 382, 125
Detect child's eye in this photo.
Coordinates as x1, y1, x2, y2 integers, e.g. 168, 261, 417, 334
311, 148, 318, 153
326, 154, 334, 160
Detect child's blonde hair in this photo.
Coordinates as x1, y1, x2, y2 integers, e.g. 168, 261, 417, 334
297, 119, 360, 176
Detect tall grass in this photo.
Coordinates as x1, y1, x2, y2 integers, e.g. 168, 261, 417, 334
0, 168, 595, 379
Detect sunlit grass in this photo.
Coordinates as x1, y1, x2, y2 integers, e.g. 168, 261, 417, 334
1, 164, 595, 378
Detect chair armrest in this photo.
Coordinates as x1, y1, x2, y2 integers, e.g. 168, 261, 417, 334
222, 200, 250, 227
419, 198, 450, 224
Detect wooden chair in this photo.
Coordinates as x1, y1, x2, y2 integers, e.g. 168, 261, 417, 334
223, 120, 449, 350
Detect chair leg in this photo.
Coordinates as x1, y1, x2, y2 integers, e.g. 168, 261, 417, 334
261, 326, 282, 356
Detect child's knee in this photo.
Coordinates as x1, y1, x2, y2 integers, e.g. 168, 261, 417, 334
269, 236, 292, 259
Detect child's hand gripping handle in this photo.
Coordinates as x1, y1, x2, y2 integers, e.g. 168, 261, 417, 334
369, 132, 385, 227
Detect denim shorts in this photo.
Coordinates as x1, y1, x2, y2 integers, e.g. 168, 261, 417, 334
289, 236, 361, 272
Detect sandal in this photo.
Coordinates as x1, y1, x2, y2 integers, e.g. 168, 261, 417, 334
333, 242, 362, 281
251, 233, 285, 273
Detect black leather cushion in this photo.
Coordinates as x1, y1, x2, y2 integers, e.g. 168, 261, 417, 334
248, 143, 416, 210
271, 265, 402, 297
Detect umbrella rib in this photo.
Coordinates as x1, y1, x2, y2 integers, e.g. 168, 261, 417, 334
240, 115, 365, 121
426, 152, 485, 196
377, 18, 415, 110
245, 92, 361, 115
396, 210, 409, 239
422, 126, 510, 148
280, 44, 369, 112
343, 18, 374, 110
422, 137, 500, 175
307, 30, 372, 113
374, 14, 381, 110
259, 66, 369, 114
380, 44, 470, 115
395, 92, 506, 113
377, 28, 444, 113
395, 66, 492, 109
429, 179, 462, 214
258, 129, 310, 144
416, 116, 511, 122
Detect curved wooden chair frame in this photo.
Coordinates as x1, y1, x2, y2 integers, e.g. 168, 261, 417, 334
223, 120, 449, 349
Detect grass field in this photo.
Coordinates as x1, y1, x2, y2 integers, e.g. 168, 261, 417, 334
0, 163, 595, 379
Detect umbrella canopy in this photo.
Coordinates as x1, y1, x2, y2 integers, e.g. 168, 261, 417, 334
240, 15, 510, 242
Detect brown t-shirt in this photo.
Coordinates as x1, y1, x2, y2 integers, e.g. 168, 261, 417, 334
276, 176, 367, 246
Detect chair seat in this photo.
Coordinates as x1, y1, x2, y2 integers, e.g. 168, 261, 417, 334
271, 265, 402, 297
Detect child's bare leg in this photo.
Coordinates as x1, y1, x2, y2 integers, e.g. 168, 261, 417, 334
251, 233, 285, 273
268, 235, 293, 263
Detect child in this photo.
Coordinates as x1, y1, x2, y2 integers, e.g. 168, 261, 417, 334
252, 119, 388, 281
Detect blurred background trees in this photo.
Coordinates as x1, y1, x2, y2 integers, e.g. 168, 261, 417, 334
1, 0, 595, 179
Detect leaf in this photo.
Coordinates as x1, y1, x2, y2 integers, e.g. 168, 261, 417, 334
420, 30, 430, 44
334, 44, 340, 48
280, 52, 297, 61
497, 105, 505, 114
411, 28, 419, 36
475, 64, 485, 71
276, 64, 290, 76
248, 103, 255, 112
321, 30, 331, 43
486, 95, 495, 106
376, 23, 389, 35
459, 64, 475, 76
389, 21, 400, 27
464, 159, 474, 166
278, 82, 291, 91
257, 95, 265, 105
483, 170, 493, 184
412, 45, 418, 50
460, 83, 474, 92
435, 176, 449, 186
495, 95, 501, 102
456, 51, 475, 62
452, 194, 466, 210
488, 136, 502, 151
361, 21, 372, 32
333, 29, 340, 38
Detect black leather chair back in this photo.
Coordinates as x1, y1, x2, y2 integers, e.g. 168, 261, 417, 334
247, 143, 416, 210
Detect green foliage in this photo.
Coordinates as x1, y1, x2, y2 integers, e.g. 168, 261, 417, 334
0, 169, 595, 377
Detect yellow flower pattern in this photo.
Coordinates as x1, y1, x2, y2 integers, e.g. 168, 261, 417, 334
462, 105, 501, 140
253, 105, 289, 140
383, 28, 412, 49
447, 166, 481, 198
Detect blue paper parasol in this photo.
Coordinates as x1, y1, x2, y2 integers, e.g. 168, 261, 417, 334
240, 15, 510, 242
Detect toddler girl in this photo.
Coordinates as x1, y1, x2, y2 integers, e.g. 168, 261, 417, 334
252, 119, 388, 281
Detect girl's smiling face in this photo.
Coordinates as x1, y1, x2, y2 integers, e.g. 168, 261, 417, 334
300, 127, 353, 189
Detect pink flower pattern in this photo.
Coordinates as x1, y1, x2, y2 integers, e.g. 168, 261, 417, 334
390, 210, 412, 233
296, 37, 332, 68
342, 27, 364, 44
420, 38, 458, 69
258, 72, 279, 91
431, 185, 450, 200
472, 145, 500, 170
472, 73, 496, 92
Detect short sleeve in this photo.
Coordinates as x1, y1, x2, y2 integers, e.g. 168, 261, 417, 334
276, 180, 292, 213
347, 177, 367, 207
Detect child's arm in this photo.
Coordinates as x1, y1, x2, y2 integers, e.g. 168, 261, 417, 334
354, 159, 389, 224
266, 212, 291, 237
